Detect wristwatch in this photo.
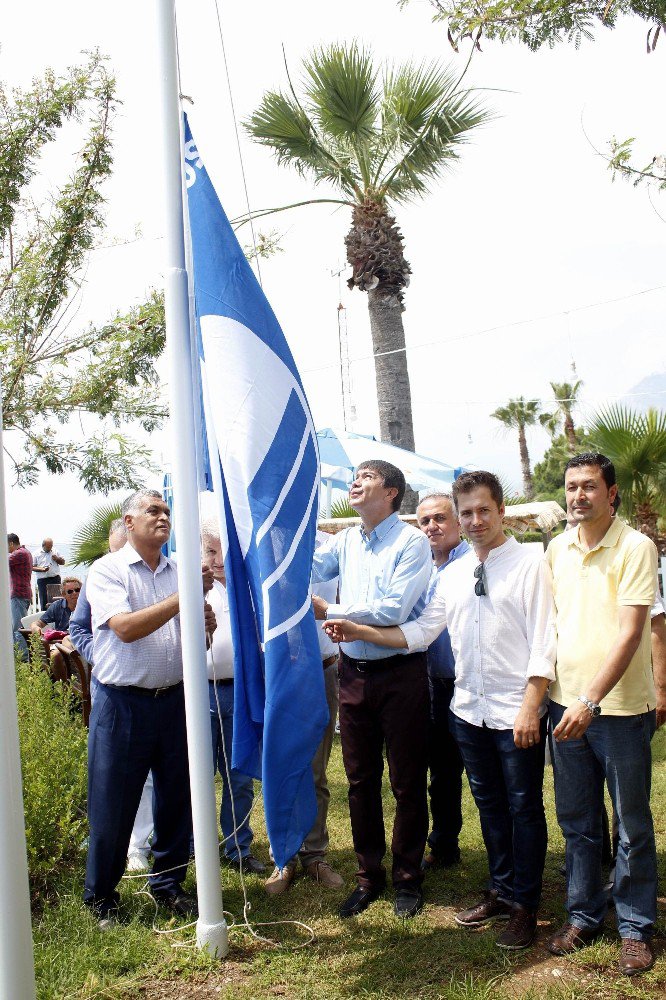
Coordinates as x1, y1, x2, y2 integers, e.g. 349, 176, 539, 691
578, 694, 601, 718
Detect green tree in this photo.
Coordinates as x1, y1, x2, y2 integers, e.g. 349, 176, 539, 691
69, 500, 123, 566
532, 429, 599, 505
539, 379, 583, 450
1, 54, 166, 492
416, 0, 666, 51
589, 404, 666, 541
243, 42, 490, 479
490, 396, 541, 498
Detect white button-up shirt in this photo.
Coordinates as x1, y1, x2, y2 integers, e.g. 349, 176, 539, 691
207, 580, 234, 681
400, 536, 556, 730
87, 542, 181, 688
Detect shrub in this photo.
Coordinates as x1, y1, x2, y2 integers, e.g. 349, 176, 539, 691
16, 655, 88, 902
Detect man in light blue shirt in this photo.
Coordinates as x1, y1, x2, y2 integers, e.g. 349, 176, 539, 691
416, 493, 470, 872
312, 460, 431, 919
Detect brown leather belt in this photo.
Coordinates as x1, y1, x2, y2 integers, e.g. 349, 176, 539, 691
322, 654, 338, 669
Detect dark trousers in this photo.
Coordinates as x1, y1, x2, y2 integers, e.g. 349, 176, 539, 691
84, 680, 192, 915
339, 651, 429, 890
452, 713, 548, 911
37, 575, 60, 610
427, 676, 464, 860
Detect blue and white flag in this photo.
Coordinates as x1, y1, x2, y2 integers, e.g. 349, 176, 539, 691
183, 116, 328, 867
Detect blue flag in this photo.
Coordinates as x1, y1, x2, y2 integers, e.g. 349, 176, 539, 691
183, 116, 328, 867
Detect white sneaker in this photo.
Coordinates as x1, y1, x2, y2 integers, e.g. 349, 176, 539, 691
126, 851, 150, 873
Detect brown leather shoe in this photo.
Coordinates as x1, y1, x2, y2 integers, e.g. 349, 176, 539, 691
303, 860, 344, 889
619, 938, 654, 976
545, 922, 603, 955
264, 861, 297, 895
455, 890, 512, 927
496, 904, 538, 949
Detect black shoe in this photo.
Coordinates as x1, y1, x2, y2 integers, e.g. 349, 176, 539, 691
239, 854, 266, 875
339, 885, 383, 918
394, 887, 423, 918
422, 848, 461, 871
153, 890, 198, 918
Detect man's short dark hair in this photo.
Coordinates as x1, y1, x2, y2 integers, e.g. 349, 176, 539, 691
564, 453, 616, 489
7, 533, 19, 546
452, 471, 503, 511
356, 460, 406, 512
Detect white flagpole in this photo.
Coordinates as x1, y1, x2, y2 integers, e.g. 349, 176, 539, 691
0, 403, 37, 998
155, 0, 228, 957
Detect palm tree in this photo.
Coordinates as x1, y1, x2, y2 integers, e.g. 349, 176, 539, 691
589, 404, 666, 543
539, 380, 582, 451
491, 397, 541, 499
69, 501, 123, 567
244, 43, 490, 468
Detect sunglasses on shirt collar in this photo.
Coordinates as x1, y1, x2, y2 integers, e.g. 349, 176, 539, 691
473, 563, 486, 597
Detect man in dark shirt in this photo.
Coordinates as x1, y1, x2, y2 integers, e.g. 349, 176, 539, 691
31, 576, 82, 642
8, 533, 33, 660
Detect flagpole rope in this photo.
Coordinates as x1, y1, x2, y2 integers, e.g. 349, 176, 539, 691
210, 0, 264, 285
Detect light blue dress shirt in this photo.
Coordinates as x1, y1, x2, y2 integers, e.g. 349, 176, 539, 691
313, 512, 432, 660
426, 539, 470, 680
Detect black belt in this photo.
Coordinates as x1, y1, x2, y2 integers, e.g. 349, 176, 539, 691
341, 651, 410, 673
209, 678, 233, 686
107, 681, 183, 698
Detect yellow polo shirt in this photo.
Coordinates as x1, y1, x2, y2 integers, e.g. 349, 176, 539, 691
546, 518, 657, 716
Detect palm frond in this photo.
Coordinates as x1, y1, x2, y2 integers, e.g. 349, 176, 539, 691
330, 496, 358, 519
303, 43, 379, 144
589, 404, 666, 522
69, 501, 122, 567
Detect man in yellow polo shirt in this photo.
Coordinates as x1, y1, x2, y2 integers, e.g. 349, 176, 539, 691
545, 453, 658, 977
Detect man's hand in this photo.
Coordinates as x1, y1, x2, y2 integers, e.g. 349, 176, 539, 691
203, 601, 217, 635
312, 595, 328, 620
656, 695, 666, 729
202, 564, 214, 593
323, 619, 360, 643
513, 705, 542, 749
552, 700, 594, 742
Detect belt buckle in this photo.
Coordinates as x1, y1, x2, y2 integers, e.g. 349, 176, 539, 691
154, 685, 168, 698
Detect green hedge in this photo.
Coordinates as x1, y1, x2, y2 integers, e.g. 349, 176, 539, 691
16, 657, 88, 902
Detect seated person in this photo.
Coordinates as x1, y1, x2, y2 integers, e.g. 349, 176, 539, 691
31, 576, 82, 654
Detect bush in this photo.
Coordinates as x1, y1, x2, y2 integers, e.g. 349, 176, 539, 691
16, 655, 88, 902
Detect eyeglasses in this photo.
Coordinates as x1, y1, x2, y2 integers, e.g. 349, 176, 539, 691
65, 587, 81, 595
473, 563, 486, 597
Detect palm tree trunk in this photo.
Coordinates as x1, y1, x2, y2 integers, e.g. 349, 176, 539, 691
563, 413, 577, 451
635, 501, 659, 545
517, 425, 535, 499
366, 289, 418, 512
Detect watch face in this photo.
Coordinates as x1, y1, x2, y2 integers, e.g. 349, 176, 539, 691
592, 705, 601, 717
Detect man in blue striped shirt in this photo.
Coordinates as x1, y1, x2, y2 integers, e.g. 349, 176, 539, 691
313, 460, 431, 919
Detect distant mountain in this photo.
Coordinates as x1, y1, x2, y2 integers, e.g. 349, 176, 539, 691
621, 372, 666, 414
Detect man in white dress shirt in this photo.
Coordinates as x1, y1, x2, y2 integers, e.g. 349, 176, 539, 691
324, 471, 556, 949
83, 490, 215, 928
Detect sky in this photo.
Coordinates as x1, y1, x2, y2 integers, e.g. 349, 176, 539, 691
2, 0, 666, 544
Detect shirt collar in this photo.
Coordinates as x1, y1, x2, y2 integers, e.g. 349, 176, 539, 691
436, 538, 471, 572
567, 516, 624, 553
361, 511, 400, 542
121, 540, 171, 574
483, 534, 517, 566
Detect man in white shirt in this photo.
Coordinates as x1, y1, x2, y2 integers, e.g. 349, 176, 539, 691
201, 522, 264, 875
83, 490, 215, 928
32, 537, 65, 610
324, 471, 556, 949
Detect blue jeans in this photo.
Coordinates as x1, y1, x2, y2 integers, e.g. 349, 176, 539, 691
208, 680, 254, 860
549, 701, 657, 940
11, 596, 30, 660
84, 682, 192, 915
451, 713, 547, 911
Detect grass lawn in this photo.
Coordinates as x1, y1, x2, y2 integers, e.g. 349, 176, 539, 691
34, 727, 666, 999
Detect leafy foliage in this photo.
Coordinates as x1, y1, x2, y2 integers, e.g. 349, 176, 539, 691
589, 404, 666, 527
16, 655, 88, 901
329, 496, 358, 518
532, 429, 600, 506
1, 54, 165, 491
608, 136, 666, 190
539, 379, 582, 447
490, 396, 541, 497
413, 0, 666, 52
69, 500, 123, 566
